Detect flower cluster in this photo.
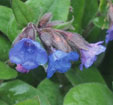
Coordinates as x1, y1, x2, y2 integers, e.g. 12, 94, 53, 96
9, 13, 106, 78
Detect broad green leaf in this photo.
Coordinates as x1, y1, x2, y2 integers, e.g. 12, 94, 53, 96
15, 97, 40, 105
70, 0, 85, 32
64, 83, 113, 105
0, 80, 50, 105
37, 79, 63, 105
0, 100, 8, 105
93, 17, 109, 29
0, 6, 19, 42
82, 0, 98, 28
12, 0, 34, 28
26, 0, 70, 22
7, 16, 21, 41
0, 6, 13, 36
47, 0, 70, 21
0, 62, 17, 80
65, 67, 106, 86
0, 35, 11, 61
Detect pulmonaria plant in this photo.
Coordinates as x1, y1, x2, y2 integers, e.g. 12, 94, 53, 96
9, 13, 106, 78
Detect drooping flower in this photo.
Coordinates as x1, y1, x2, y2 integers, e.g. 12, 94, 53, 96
47, 50, 79, 78
80, 41, 106, 70
106, 25, 113, 43
9, 38, 48, 72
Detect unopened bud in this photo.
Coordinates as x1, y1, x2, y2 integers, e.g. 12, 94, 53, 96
39, 13, 52, 28
13, 23, 36, 45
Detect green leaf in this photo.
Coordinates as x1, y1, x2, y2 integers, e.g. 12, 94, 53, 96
99, 0, 107, 12
0, 62, 17, 80
93, 17, 109, 29
26, 0, 70, 22
0, 80, 50, 105
0, 6, 20, 42
7, 16, 21, 41
15, 97, 40, 105
86, 26, 106, 42
12, 0, 34, 28
0, 35, 11, 61
82, 0, 98, 28
70, 0, 98, 33
0, 100, 8, 105
53, 18, 74, 30
70, 0, 85, 32
37, 79, 63, 105
64, 83, 113, 105
65, 67, 106, 86
0, 6, 13, 36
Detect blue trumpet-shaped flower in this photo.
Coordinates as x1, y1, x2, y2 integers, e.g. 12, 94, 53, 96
80, 41, 106, 70
47, 50, 79, 78
9, 38, 48, 72
106, 25, 113, 43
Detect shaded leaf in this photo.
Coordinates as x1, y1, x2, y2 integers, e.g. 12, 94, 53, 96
82, 0, 98, 28
0, 35, 11, 61
0, 62, 17, 80
65, 67, 106, 86
64, 83, 113, 105
18, 66, 46, 87
70, 0, 85, 32
0, 6, 13, 36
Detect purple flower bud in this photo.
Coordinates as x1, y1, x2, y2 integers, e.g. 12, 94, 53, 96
106, 25, 113, 43
16, 64, 29, 73
13, 23, 36, 45
9, 38, 48, 72
47, 50, 79, 78
80, 41, 106, 70
40, 29, 72, 52
39, 13, 52, 27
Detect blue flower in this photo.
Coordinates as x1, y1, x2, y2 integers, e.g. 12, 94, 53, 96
47, 50, 79, 78
9, 38, 48, 72
80, 41, 106, 70
106, 25, 113, 43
